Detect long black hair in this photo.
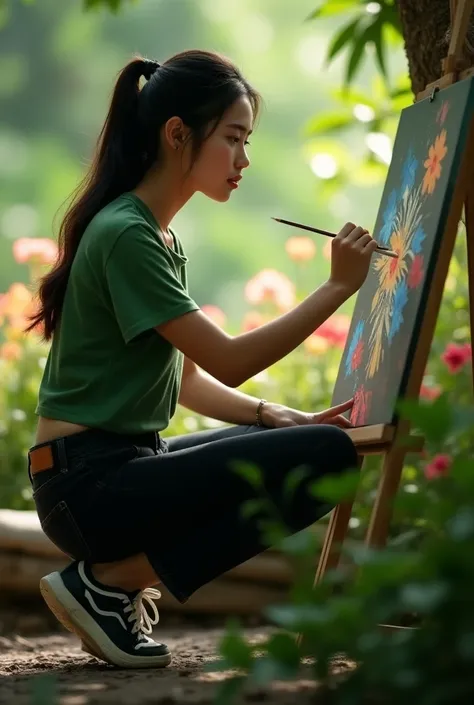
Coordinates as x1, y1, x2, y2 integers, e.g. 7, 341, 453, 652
27, 50, 261, 340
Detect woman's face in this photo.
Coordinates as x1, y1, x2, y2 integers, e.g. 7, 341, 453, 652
188, 95, 253, 202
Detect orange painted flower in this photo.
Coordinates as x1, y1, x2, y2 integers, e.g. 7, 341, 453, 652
241, 311, 266, 332
422, 130, 447, 195
285, 236, 316, 262
13, 237, 58, 265
201, 304, 227, 328
244, 269, 296, 312
304, 334, 329, 355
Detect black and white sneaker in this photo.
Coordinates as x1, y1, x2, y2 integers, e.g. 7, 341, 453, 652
39, 560, 171, 668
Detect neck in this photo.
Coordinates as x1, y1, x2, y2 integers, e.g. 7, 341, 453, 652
132, 161, 195, 232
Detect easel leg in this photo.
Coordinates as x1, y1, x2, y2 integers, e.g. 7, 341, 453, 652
364, 445, 406, 549
464, 192, 474, 387
296, 455, 363, 647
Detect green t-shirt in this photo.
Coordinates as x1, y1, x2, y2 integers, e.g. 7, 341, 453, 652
36, 192, 200, 434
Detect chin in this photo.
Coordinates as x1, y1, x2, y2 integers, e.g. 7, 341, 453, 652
200, 186, 232, 203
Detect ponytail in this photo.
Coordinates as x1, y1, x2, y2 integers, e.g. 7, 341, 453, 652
26, 57, 159, 340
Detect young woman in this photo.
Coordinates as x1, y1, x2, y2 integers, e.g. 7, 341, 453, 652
26, 50, 377, 670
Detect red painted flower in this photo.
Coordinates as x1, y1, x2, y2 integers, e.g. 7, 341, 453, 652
350, 385, 372, 426
351, 339, 364, 371
424, 453, 451, 480
408, 254, 424, 289
441, 342, 472, 374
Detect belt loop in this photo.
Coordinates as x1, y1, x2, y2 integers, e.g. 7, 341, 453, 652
56, 438, 68, 473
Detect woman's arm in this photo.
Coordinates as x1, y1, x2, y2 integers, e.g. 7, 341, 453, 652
178, 363, 271, 426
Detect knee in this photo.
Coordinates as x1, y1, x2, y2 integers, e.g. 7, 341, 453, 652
320, 425, 359, 474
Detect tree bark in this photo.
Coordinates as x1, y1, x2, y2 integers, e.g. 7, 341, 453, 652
396, 0, 474, 95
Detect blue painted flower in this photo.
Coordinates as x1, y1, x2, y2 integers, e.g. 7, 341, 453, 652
411, 225, 426, 254
345, 320, 364, 377
401, 147, 418, 194
388, 281, 409, 342
379, 189, 398, 245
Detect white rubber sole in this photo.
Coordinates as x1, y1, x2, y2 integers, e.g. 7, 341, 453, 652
39, 572, 172, 669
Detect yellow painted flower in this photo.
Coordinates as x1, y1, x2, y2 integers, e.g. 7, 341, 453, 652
422, 130, 447, 195
373, 230, 408, 294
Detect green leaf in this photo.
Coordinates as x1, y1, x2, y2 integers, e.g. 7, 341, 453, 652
240, 498, 265, 520
303, 111, 354, 137
213, 677, 245, 705
397, 395, 453, 444
306, 0, 359, 21
310, 469, 360, 503
230, 460, 263, 489
265, 632, 301, 671
219, 622, 253, 670
330, 86, 378, 109
250, 656, 295, 686
282, 464, 312, 502
373, 21, 387, 79
327, 17, 363, 62
345, 23, 373, 85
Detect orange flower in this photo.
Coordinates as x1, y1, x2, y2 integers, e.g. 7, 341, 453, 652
285, 236, 316, 262
244, 269, 296, 312
13, 237, 58, 265
0, 283, 36, 333
304, 334, 329, 355
0, 341, 22, 361
241, 311, 266, 332
201, 304, 227, 328
422, 130, 447, 195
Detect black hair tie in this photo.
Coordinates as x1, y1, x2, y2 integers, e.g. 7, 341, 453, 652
142, 60, 160, 80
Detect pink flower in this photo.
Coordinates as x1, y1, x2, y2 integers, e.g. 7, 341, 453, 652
314, 314, 351, 349
285, 236, 316, 262
244, 269, 296, 312
424, 453, 451, 480
241, 311, 266, 332
419, 383, 442, 401
13, 237, 58, 265
201, 304, 227, 328
441, 342, 472, 374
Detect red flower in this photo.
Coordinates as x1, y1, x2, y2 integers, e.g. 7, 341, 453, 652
408, 254, 424, 289
315, 314, 351, 349
424, 454, 451, 480
351, 339, 364, 371
350, 385, 372, 426
441, 342, 472, 374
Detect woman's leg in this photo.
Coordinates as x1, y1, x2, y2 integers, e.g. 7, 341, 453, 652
92, 423, 358, 604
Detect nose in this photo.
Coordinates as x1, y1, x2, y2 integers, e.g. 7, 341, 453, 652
236, 146, 250, 170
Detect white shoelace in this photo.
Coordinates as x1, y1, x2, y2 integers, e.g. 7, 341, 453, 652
123, 587, 161, 637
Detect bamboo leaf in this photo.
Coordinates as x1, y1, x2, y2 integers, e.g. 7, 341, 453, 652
306, 0, 360, 21
327, 17, 363, 62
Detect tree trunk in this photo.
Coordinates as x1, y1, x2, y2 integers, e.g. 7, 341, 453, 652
396, 0, 474, 96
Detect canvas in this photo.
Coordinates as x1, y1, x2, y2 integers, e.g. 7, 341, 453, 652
331, 76, 474, 426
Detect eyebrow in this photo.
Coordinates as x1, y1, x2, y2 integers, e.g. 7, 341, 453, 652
226, 122, 253, 135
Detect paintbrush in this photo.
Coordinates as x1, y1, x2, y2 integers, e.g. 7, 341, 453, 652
272, 217, 398, 259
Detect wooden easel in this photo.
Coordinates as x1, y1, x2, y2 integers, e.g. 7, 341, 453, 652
302, 0, 474, 625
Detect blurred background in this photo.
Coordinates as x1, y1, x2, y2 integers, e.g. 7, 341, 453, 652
0, 0, 408, 321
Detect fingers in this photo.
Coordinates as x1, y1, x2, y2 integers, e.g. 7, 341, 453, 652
325, 416, 353, 428
319, 398, 354, 417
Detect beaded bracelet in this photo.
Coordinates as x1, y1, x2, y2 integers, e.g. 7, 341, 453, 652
255, 399, 268, 426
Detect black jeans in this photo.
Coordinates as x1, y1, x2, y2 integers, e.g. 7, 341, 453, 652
28, 423, 358, 603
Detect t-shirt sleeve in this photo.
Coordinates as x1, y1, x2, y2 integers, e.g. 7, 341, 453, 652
105, 225, 200, 343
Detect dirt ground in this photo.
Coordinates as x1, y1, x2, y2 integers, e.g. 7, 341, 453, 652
0, 604, 353, 705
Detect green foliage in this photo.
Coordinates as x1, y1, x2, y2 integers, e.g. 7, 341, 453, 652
212, 397, 474, 704
307, 0, 403, 88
